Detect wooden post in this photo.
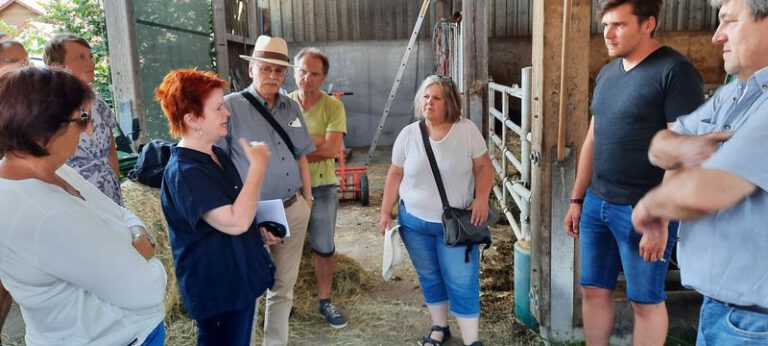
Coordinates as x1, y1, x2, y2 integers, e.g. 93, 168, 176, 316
529, 0, 591, 341
103, 0, 145, 145
212, 0, 230, 82
461, 0, 488, 131
435, 0, 452, 21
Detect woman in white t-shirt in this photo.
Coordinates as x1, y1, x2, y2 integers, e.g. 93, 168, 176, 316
0, 67, 166, 346
379, 75, 493, 346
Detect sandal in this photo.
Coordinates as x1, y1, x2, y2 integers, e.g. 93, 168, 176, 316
418, 325, 451, 346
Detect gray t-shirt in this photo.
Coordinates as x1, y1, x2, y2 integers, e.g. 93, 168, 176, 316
218, 86, 315, 200
590, 46, 704, 205
672, 66, 768, 308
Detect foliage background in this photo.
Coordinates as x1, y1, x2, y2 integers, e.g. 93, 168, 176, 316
1, 0, 113, 105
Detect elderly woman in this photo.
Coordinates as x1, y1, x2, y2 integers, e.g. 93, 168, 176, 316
0, 67, 166, 345
379, 75, 493, 346
156, 69, 279, 345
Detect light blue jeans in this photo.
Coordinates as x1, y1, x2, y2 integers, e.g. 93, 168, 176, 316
397, 201, 480, 318
696, 296, 768, 345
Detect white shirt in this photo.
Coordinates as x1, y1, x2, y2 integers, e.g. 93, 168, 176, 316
0, 164, 166, 346
392, 118, 487, 222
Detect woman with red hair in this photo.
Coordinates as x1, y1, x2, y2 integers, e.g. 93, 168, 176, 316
156, 69, 279, 345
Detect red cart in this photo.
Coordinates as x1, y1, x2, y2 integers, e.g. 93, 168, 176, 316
331, 91, 369, 206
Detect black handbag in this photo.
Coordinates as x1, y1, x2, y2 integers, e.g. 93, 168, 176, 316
418, 120, 500, 262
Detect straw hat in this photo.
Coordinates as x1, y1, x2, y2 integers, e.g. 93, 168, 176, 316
239, 35, 291, 67
382, 225, 404, 281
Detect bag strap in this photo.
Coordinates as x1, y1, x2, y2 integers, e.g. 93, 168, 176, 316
418, 120, 450, 211
240, 90, 297, 158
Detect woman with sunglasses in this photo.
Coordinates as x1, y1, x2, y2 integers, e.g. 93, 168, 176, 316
0, 67, 166, 345
156, 69, 279, 345
379, 75, 493, 346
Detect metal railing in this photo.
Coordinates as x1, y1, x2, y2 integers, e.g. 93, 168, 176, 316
487, 67, 532, 241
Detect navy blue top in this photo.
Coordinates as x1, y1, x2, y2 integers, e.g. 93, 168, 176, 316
161, 145, 275, 320
590, 46, 704, 205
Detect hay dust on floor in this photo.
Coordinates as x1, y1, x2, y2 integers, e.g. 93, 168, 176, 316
1, 148, 540, 346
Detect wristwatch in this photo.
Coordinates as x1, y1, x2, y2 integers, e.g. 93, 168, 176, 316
303, 195, 315, 201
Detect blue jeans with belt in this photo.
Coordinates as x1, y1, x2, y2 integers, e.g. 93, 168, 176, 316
397, 201, 480, 318
696, 296, 768, 346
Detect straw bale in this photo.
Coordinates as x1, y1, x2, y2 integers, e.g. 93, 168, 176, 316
120, 180, 186, 322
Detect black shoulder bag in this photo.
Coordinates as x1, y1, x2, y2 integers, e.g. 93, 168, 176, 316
418, 120, 499, 262
240, 91, 298, 159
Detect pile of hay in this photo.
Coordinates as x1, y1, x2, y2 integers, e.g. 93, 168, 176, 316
291, 243, 376, 319
480, 228, 515, 321
121, 180, 186, 323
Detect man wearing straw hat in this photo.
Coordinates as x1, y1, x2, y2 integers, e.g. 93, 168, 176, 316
562, 0, 704, 344
218, 35, 315, 346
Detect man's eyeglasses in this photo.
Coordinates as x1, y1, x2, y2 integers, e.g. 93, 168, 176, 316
0, 57, 28, 65
296, 69, 323, 80
63, 108, 92, 131
255, 65, 288, 77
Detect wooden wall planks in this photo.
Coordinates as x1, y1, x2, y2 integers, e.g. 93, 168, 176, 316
242, 0, 718, 43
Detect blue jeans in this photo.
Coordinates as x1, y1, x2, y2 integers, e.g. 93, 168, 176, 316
196, 304, 255, 346
579, 190, 678, 304
696, 297, 768, 346
140, 322, 164, 346
398, 202, 480, 318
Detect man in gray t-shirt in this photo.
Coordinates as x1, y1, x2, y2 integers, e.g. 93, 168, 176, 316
633, 0, 768, 344
564, 1, 703, 345
217, 35, 315, 346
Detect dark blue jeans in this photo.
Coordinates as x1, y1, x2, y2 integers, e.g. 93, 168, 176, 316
196, 304, 256, 346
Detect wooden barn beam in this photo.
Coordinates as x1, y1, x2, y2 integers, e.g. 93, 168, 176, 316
462, 0, 488, 131
212, 0, 230, 80
529, 0, 591, 341
104, 0, 146, 145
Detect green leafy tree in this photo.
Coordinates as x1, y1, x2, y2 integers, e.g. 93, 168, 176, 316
41, 0, 113, 105
0, 21, 48, 57
1, 1, 112, 105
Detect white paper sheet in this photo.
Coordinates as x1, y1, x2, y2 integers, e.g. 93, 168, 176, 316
256, 199, 290, 237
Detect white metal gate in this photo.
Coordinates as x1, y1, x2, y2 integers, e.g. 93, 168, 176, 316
487, 67, 532, 241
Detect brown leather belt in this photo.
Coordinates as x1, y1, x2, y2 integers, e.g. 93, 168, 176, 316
282, 194, 299, 208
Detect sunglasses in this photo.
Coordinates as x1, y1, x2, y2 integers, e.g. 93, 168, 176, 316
63, 108, 92, 131
435, 74, 455, 84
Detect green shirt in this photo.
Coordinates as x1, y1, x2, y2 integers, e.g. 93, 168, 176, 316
287, 91, 347, 187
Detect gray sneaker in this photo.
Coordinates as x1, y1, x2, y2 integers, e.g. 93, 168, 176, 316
319, 302, 348, 329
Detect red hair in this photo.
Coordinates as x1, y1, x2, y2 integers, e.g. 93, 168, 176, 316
155, 69, 228, 138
